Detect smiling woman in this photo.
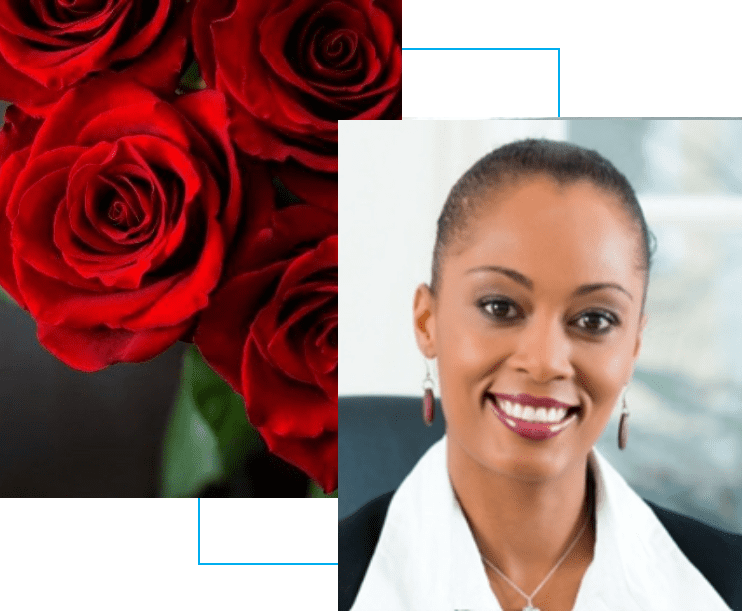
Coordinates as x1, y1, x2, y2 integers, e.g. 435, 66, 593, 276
339, 136, 742, 611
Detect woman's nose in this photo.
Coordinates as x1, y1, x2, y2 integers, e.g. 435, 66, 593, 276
509, 313, 573, 383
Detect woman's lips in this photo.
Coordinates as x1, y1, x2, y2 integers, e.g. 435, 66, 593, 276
486, 394, 578, 441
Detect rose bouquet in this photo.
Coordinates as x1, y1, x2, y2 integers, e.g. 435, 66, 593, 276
0, 0, 401, 496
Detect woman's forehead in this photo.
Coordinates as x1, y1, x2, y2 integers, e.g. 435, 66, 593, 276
446, 176, 644, 291
472, 174, 624, 220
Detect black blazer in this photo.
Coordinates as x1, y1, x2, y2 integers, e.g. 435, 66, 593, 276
339, 490, 742, 611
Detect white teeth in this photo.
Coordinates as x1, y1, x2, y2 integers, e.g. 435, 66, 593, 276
548, 413, 576, 432
496, 398, 571, 424
550, 407, 567, 422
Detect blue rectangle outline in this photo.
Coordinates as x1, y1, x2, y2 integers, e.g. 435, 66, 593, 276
401, 47, 561, 117
197, 49, 559, 566
197, 498, 338, 566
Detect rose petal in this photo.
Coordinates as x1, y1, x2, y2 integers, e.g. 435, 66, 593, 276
226, 201, 337, 277
0, 1, 188, 111
227, 103, 338, 173
306, 314, 338, 375
194, 262, 287, 394
0, 5, 129, 88
261, 427, 338, 493
110, 2, 171, 61
242, 336, 336, 436
0, 148, 31, 306
259, 291, 333, 383
120, 203, 223, 330
191, 0, 234, 86
36, 317, 193, 372
173, 89, 242, 244
259, 1, 370, 95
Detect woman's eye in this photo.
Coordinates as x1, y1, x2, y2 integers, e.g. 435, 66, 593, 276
574, 311, 618, 333
480, 299, 519, 319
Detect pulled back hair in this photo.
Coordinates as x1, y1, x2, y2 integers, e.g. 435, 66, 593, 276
431, 138, 656, 311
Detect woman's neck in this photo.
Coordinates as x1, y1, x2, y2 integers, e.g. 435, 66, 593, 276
447, 440, 594, 595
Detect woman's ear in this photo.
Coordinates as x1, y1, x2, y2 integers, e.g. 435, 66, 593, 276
413, 283, 437, 359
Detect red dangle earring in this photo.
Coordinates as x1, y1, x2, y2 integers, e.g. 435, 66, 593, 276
618, 394, 629, 450
422, 361, 435, 426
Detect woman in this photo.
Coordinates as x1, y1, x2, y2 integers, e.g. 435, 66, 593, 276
339, 139, 742, 611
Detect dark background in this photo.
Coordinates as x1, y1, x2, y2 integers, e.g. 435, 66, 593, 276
0, 295, 310, 497
0, 295, 184, 496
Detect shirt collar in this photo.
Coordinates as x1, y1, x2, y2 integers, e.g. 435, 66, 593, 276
351, 435, 731, 611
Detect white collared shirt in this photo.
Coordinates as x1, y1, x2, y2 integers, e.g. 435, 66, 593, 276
351, 435, 731, 611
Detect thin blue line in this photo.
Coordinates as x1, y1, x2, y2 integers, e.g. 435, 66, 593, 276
558, 48, 561, 117
197, 497, 339, 566
401, 47, 561, 118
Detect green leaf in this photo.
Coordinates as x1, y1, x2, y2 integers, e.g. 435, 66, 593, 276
179, 61, 206, 91
191, 348, 262, 478
307, 481, 338, 498
0, 286, 18, 306
161, 345, 261, 497
160, 348, 222, 497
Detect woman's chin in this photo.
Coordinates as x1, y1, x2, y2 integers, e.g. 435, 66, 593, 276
450, 432, 573, 486
497, 450, 575, 484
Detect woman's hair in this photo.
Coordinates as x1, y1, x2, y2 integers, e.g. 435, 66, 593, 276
431, 138, 656, 310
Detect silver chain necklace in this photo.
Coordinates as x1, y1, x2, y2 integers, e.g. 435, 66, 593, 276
480, 507, 591, 611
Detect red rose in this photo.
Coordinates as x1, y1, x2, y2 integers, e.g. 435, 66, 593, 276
0, 78, 242, 372
192, 0, 402, 173
0, 105, 44, 305
0, 0, 190, 115
196, 164, 338, 492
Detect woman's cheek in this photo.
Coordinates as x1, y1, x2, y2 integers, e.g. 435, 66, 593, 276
438, 323, 493, 402
577, 343, 630, 408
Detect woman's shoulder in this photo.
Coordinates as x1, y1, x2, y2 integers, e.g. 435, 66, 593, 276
338, 491, 395, 611
337, 491, 742, 610
645, 500, 742, 608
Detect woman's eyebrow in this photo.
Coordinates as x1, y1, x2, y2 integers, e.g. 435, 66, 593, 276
466, 265, 533, 289
573, 282, 633, 301
465, 265, 634, 301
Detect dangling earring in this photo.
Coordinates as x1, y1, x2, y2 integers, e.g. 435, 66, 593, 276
422, 361, 435, 426
618, 394, 629, 450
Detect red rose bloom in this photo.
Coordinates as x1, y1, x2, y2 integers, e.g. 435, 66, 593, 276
192, 0, 402, 173
0, 78, 242, 372
0, 0, 190, 115
0, 105, 44, 305
196, 163, 338, 492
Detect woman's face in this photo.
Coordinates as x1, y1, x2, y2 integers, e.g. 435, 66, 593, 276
415, 174, 647, 483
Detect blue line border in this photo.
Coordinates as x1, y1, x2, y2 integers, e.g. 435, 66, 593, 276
197, 498, 338, 566
401, 47, 561, 117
